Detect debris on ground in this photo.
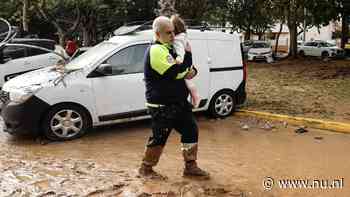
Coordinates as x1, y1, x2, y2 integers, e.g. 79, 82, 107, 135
282, 121, 288, 128
314, 136, 324, 140
241, 124, 250, 131
295, 126, 308, 134
261, 121, 274, 131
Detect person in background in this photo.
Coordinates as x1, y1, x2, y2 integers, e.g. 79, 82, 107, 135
65, 36, 78, 57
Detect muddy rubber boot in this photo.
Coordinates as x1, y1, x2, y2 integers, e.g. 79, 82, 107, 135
182, 144, 210, 179
138, 146, 164, 178
183, 160, 210, 179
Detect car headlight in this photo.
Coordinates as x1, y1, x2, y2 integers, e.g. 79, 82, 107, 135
9, 85, 43, 104
249, 52, 258, 55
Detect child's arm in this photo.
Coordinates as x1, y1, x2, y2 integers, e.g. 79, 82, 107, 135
173, 33, 187, 63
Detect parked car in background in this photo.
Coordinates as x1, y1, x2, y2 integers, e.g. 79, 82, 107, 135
242, 40, 254, 54
345, 42, 350, 57
298, 40, 344, 58
297, 40, 304, 47
0, 38, 67, 89
247, 41, 273, 63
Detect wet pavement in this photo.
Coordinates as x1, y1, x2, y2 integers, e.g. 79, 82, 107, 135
1, 114, 350, 196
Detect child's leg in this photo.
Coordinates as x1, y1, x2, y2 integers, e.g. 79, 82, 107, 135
185, 79, 200, 108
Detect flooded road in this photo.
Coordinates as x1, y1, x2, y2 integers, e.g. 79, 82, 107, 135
1, 114, 350, 196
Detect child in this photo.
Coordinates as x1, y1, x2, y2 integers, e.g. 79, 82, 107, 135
170, 14, 200, 108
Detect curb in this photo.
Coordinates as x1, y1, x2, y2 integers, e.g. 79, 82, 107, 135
235, 110, 350, 134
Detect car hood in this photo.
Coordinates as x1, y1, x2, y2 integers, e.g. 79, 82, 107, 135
249, 48, 271, 53
2, 66, 62, 92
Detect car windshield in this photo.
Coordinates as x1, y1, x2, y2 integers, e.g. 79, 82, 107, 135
326, 42, 336, 47
65, 42, 118, 70
252, 42, 269, 48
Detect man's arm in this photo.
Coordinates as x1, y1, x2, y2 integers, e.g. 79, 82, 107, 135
150, 45, 192, 80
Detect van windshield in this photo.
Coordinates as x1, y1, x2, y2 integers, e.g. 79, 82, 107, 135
65, 42, 118, 70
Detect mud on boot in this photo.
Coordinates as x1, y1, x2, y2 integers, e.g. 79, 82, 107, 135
183, 161, 210, 179
138, 163, 166, 179
138, 145, 166, 179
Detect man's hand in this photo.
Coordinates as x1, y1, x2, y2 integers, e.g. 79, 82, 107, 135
185, 67, 197, 79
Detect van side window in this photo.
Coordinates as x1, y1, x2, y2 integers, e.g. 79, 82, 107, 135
2, 45, 27, 60
104, 44, 149, 75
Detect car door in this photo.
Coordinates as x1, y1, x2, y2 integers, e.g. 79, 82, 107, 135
0, 45, 32, 84
90, 43, 150, 121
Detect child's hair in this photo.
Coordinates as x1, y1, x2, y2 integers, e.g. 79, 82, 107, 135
170, 14, 186, 35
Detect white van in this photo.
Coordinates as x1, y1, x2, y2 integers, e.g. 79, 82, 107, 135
0, 27, 246, 140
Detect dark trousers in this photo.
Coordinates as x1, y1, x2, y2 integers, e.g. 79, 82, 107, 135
146, 102, 198, 147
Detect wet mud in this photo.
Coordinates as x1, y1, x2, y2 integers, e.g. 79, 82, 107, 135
1, 115, 350, 196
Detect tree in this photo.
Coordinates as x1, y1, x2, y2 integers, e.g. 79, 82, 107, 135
22, 0, 29, 32
175, 0, 209, 23
156, 0, 177, 17
331, 0, 350, 48
36, 0, 81, 46
227, 0, 274, 40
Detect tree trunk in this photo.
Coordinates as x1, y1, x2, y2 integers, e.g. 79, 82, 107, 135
22, 0, 29, 32
288, 21, 298, 58
82, 27, 90, 46
341, 12, 349, 49
245, 28, 251, 40
58, 32, 66, 47
275, 23, 283, 53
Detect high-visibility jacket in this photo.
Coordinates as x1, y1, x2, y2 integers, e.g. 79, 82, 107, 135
144, 41, 193, 105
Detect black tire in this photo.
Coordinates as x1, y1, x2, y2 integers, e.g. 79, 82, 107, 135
299, 50, 305, 57
321, 51, 329, 59
208, 90, 236, 118
41, 104, 91, 141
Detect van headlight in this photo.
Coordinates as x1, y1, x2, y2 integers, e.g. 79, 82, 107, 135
9, 85, 43, 104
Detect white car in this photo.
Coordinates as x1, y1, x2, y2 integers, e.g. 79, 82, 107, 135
247, 41, 273, 63
298, 40, 344, 58
0, 38, 67, 89
1, 26, 247, 141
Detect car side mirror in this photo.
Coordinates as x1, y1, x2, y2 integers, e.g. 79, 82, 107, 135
96, 63, 113, 75
87, 63, 113, 78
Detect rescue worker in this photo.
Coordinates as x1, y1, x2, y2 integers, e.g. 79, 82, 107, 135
138, 16, 210, 179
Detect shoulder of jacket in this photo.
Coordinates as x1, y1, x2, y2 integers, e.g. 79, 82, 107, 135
150, 44, 168, 54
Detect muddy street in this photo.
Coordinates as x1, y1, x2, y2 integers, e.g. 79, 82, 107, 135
0, 115, 350, 196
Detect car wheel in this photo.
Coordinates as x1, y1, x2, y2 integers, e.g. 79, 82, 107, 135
299, 50, 305, 57
42, 104, 91, 141
208, 90, 235, 118
321, 51, 329, 59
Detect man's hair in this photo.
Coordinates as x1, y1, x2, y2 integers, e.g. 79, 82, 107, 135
170, 14, 186, 35
152, 16, 171, 33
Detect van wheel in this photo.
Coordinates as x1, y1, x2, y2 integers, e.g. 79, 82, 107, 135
208, 90, 235, 118
299, 50, 305, 57
42, 104, 91, 141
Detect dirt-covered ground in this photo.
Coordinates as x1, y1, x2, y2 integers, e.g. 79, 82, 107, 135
245, 58, 350, 122
1, 115, 350, 197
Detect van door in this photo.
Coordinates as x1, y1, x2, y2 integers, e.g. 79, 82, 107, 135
90, 43, 150, 121
189, 39, 210, 103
